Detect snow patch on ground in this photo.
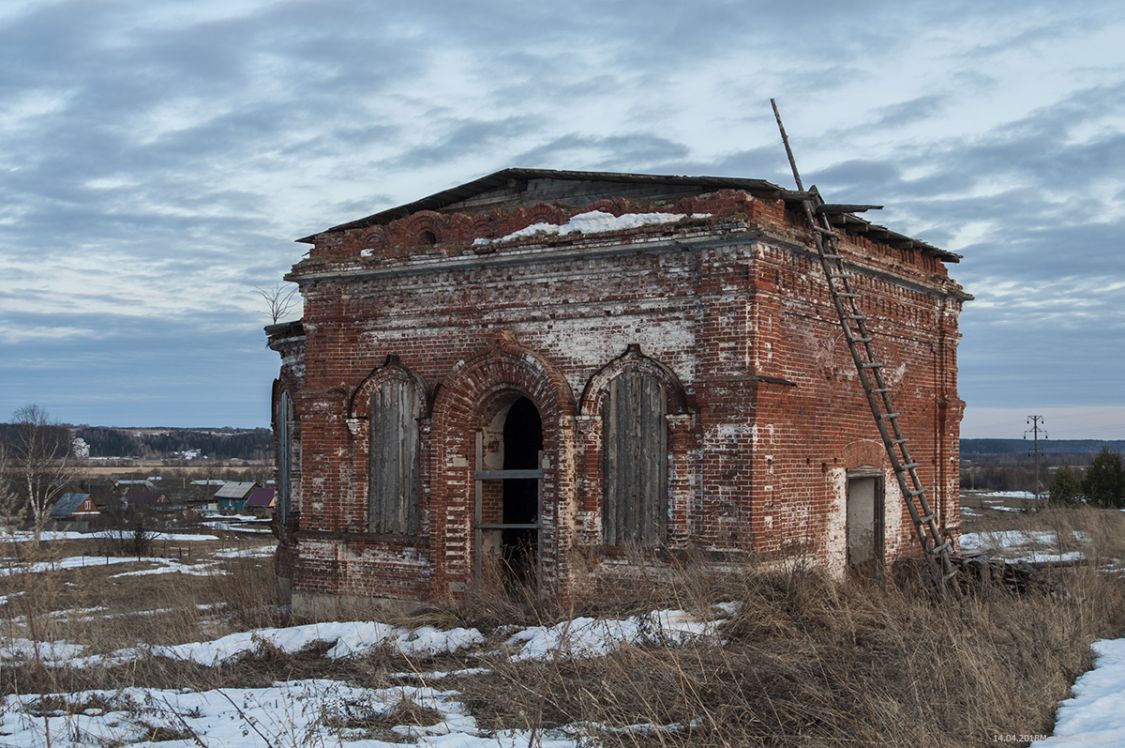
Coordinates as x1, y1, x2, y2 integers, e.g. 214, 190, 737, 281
960, 530, 1089, 564
110, 558, 223, 577
200, 520, 272, 534
0, 638, 86, 663
1033, 638, 1125, 747
982, 490, 1044, 500
0, 555, 169, 577
64, 621, 485, 669
0, 530, 218, 543
211, 545, 275, 559
506, 608, 719, 661
92, 530, 219, 542
0, 679, 703, 746
960, 530, 1089, 552
0, 681, 563, 748
474, 210, 710, 246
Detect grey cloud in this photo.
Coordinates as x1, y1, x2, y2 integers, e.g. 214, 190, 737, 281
1, 0, 1122, 426
512, 133, 691, 172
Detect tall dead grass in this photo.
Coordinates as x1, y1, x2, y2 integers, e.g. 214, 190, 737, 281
2, 506, 1123, 746
458, 562, 1124, 746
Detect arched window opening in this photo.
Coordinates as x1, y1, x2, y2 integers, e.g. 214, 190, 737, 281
418, 229, 437, 246
502, 397, 542, 583
369, 375, 421, 534
603, 370, 668, 546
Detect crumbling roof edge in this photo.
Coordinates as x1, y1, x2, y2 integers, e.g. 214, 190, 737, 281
295, 167, 958, 262
265, 320, 304, 340
296, 168, 793, 243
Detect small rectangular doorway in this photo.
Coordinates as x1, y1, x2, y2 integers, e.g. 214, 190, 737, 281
846, 471, 884, 577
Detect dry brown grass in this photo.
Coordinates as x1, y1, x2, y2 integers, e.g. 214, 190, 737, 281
1, 504, 1123, 746
459, 562, 1125, 746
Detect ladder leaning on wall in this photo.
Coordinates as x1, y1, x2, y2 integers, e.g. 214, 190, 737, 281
770, 99, 961, 598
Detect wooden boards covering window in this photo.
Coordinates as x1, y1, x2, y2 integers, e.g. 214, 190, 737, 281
603, 370, 668, 546
369, 376, 421, 534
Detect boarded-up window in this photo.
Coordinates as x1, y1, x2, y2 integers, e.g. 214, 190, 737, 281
277, 391, 296, 523
369, 376, 421, 534
603, 370, 668, 546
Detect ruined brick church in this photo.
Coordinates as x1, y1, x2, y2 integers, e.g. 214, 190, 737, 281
267, 168, 967, 611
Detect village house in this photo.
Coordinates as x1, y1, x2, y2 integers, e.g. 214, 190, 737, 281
267, 168, 967, 612
244, 486, 277, 517
50, 492, 100, 522
213, 481, 259, 513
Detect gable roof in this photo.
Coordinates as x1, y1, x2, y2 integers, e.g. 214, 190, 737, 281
244, 487, 276, 509
298, 167, 957, 262
214, 481, 258, 500
51, 492, 92, 520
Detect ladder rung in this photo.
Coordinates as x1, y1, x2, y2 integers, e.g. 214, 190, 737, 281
861, 362, 883, 368
943, 571, 959, 582
892, 438, 908, 444
846, 314, 866, 320
848, 336, 872, 344
822, 253, 842, 260
899, 462, 918, 470
918, 513, 934, 524
930, 541, 952, 555
873, 388, 891, 393
880, 412, 899, 420
908, 488, 925, 497
837, 292, 857, 297
816, 227, 838, 236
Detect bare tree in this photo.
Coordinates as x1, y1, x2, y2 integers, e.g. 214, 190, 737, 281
4, 405, 72, 545
256, 283, 299, 324
0, 441, 16, 528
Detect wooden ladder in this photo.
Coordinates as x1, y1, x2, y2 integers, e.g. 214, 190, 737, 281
771, 100, 961, 597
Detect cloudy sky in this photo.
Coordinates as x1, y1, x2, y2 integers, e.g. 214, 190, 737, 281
1, 0, 1122, 438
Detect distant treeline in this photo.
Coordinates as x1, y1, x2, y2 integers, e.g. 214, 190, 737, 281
75, 427, 274, 460
961, 439, 1125, 457
0, 422, 274, 460
0, 422, 71, 453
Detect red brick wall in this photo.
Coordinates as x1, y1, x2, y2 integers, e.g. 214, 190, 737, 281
271, 190, 966, 602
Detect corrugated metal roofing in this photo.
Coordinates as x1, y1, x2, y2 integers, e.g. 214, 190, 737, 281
213, 481, 258, 499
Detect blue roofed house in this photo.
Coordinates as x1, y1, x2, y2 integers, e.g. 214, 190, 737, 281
213, 482, 259, 513
50, 492, 99, 522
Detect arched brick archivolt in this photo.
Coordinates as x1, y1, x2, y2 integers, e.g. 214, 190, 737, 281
578, 345, 694, 548
429, 334, 577, 597
345, 356, 429, 536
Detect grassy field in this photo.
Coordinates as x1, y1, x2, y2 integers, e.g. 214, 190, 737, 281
0, 502, 1122, 746
72, 460, 272, 478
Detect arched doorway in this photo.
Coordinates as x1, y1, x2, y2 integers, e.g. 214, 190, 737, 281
474, 396, 544, 589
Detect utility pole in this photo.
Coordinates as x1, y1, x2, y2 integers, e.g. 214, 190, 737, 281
1024, 415, 1048, 498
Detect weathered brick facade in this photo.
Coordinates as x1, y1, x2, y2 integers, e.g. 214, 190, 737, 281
268, 169, 968, 609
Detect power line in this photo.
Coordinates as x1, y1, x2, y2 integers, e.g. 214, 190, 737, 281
1024, 415, 1048, 496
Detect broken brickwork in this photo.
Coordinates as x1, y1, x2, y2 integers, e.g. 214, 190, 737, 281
267, 169, 968, 609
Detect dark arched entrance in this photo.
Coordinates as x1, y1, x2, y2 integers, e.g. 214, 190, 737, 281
474, 395, 543, 590
502, 397, 542, 585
